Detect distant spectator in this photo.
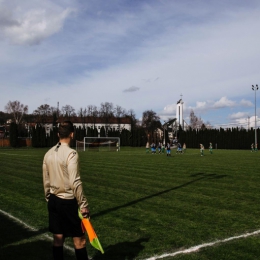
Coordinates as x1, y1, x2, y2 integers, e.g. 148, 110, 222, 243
146, 141, 150, 153
166, 143, 171, 156
200, 144, 204, 156
176, 143, 183, 154
209, 142, 213, 154
157, 142, 162, 154
182, 143, 186, 153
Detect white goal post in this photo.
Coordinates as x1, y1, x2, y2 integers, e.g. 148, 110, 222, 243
76, 137, 120, 152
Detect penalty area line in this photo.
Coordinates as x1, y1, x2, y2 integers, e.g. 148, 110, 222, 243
143, 229, 260, 260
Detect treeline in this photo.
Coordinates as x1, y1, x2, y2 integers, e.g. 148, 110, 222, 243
179, 127, 259, 149
1, 101, 136, 125
7, 121, 259, 150
9, 123, 147, 148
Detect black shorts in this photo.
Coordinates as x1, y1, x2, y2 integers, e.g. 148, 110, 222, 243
48, 194, 84, 238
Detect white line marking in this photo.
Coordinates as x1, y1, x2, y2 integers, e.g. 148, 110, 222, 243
0, 209, 74, 252
0, 209, 37, 231
2, 208, 260, 259
0, 152, 33, 156
143, 229, 260, 260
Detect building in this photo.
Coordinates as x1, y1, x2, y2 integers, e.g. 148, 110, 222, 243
28, 116, 132, 136
176, 98, 184, 129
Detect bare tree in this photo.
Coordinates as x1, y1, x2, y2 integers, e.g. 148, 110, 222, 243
114, 105, 126, 130
87, 105, 99, 118
126, 109, 137, 128
87, 105, 99, 128
78, 107, 87, 128
50, 106, 57, 115
33, 104, 52, 123
205, 120, 212, 129
114, 105, 126, 118
189, 109, 204, 129
100, 102, 114, 132
5, 100, 28, 124
142, 110, 161, 141
49, 106, 58, 126
100, 102, 114, 118
61, 105, 76, 118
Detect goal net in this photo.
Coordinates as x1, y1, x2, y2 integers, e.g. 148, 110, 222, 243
78, 137, 120, 152
76, 140, 85, 152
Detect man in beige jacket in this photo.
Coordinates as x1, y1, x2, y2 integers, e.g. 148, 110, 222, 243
43, 121, 89, 260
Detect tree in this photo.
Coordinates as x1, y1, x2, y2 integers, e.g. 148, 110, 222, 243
125, 109, 137, 146
5, 100, 28, 124
33, 104, 51, 123
100, 102, 114, 118
61, 105, 76, 118
78, 107, 87, 128
87, 105, 99, 128
100, 126, 106, 137
114, 105, 126, 131
126, 109, 137, 128
100, 102, 114, 134
189, 109, 204, 129
142, 110, 161, 142
9, 122, 18, 147
0, 111, 8, 125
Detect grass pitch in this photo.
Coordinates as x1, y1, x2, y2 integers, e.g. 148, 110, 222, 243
0, 147, 260, 260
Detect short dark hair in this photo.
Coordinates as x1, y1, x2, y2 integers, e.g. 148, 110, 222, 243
58, 121, 74, 139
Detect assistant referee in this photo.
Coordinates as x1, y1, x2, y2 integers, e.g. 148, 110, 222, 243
43, 121, 90, 260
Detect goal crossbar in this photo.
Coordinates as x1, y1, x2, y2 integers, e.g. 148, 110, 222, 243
82, 137, 120, 152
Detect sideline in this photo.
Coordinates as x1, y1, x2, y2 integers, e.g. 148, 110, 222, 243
0, 209, 37, 231
143, 229, 260, 260
0, 209, 74, 253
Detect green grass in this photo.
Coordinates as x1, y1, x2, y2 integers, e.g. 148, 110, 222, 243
0, 147, 260, 259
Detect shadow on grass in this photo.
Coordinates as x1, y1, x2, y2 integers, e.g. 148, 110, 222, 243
190, 172, 228, 179
0, 239, 54, 260
0, 213, 74, 260
92, 237, 150, 260
92, 173, 227, 219
0, 173, 227, 260
0, 212, 36, 247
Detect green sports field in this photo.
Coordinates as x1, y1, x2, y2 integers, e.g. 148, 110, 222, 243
0, 147, 260, 260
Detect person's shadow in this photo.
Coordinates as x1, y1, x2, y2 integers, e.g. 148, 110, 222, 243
0, 212, 53, 260
92, 237, 150, 260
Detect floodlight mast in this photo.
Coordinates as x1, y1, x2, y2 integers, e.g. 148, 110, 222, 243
252, 84, 258, 148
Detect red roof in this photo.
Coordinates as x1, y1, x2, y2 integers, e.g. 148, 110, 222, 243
29, 116, 132, 124
57, 116, 132, 124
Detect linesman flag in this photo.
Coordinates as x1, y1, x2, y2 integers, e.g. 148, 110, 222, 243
78, 210, 104, 254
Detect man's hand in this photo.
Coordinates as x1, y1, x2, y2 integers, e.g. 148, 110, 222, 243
80, 207, 90, 218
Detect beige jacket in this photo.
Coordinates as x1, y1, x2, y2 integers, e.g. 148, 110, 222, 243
43, 143, 88, 209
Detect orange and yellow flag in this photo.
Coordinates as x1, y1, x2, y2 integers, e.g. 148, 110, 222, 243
78, 210, 104, 254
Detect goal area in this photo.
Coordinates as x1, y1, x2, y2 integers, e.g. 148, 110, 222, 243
76, 137, 120, 152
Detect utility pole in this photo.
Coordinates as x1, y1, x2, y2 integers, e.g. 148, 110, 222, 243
252, 85, 258, 148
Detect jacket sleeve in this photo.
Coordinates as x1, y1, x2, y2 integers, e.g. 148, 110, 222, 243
67, 151, 88, 209
43, 156, 50, 201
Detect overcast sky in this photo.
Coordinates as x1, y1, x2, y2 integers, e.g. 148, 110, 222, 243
0, 0, 259, 128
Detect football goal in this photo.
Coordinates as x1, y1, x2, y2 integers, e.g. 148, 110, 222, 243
76, 137, 120, 152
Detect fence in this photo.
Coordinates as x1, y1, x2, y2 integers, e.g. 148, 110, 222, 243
0, 138, 32, 147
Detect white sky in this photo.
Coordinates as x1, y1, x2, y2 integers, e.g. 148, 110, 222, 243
0, 0, 260, 128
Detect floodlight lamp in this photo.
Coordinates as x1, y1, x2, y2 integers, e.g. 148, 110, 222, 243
252, 86, 254, 90
256, 84, 259, 90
